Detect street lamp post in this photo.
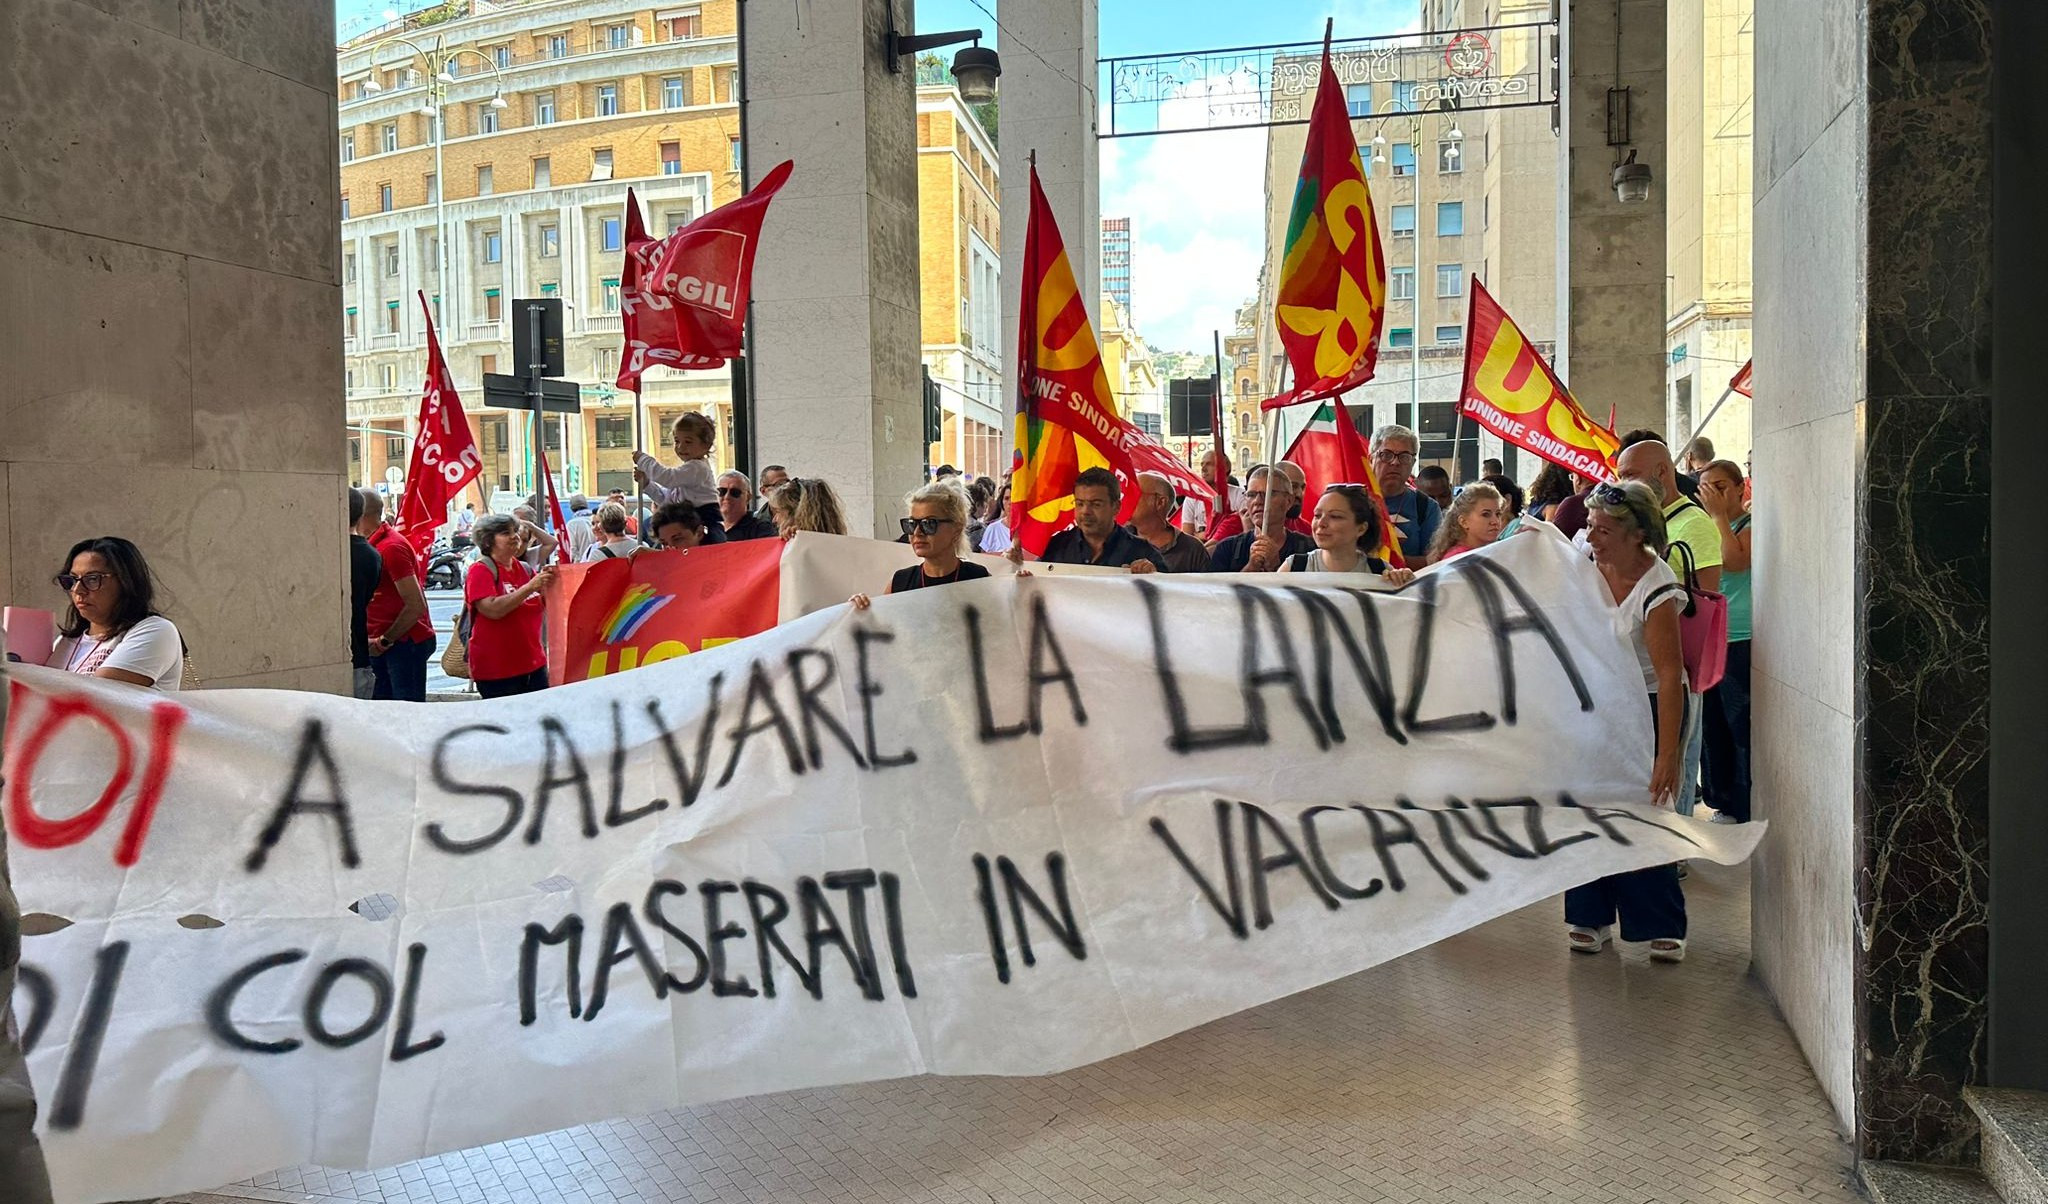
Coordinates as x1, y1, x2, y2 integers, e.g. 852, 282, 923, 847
360, 36, 510, 342
1371, 97, 1462, 443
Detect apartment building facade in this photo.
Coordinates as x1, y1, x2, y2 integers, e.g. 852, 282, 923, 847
915, 84, 1004, 479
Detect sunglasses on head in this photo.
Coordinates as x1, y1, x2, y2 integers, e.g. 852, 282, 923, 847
1592, 482, 1631, 506
900, 516, 954, 537
55, 571, 111, 594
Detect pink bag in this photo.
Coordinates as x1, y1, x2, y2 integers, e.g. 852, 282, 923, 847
1651, 540, 1729, 692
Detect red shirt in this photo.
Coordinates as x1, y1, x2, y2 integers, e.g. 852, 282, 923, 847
464, 557, 545, 681
368, 525, 435, 645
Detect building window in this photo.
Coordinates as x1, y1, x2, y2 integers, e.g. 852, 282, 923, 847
535, 92, 555, 125
595, 347, 618, 378
663, 76, 685, 108
484, 288, 502, 321
431, 294, 442, 323
476, 164, 493, 195
340, 193, 350, 219
591, 148, 614, 181
425, 113, 439, 144
1390, 141, 1415, 176
1435, 324, 1463, 344
1389, 327, 1414, 349
1437, 263, 1464, 297
1344, 83, 1371, 119
1390, 267, 1415, 300
1393, 81, 1417, 112
478, 104, 499, 134
665, 205, 694, 233
597, 84, 619, 116
596, 415, 632, 448
1439, 140, 1463, 173
666, 9, 702, 39
717, 66, 739, 104
379, 183, 393, 211
424, 172, 438, 202
483, 231, 502, 263
345, 307, 357, 337
424, 233, 438, 269
539, 223, 559, 257
493, 44, 510, 69
385, 300, 401, 333
606, 24, 630, 50
386, 434, 407, 460
341, 133, 354, 162
729, 136, 741, 172
601, 277, 621, 313
601, 216, 622, 252
344, 252, 357, 283
384, 244, 400, 276
1391, 204, 1415, 237
381, 363, 398, 389
660, 142, 681, 174
346, 367, 355, 390
547, 33, 568, 59
381, 123, 398, 153
1437, 201, 1464, 236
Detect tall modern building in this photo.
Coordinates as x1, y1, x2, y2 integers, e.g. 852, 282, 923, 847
1255, 5, 1559, 479
1100, 216, 1133, 320
1664, 0, 1754, 465
916, 84, 1004, 477
338, 0, 746, 500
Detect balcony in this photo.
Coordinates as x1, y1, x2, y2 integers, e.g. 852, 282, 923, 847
370, 331, 401, 349
468, 320, 504, 342
582, 313, 621, 334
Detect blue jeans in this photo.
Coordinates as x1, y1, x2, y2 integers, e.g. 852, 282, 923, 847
371, 634, 436, 702
1675, 688, 1705, 817
1563, 691, 1688, 941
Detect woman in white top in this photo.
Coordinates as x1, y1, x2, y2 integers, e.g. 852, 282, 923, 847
1565, 480, 1689, 962
579, 503, 641, 562
1276, 484, 1417, 583
48, 536, 185, 690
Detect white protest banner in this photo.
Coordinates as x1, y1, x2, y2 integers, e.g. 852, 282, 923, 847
775, 530, 1121, 622
2, 531, 1761, 1204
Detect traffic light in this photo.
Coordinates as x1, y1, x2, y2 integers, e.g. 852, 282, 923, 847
922, 365, 943, 446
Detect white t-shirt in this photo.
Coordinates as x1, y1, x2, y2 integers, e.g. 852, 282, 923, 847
581, 536, 640, 562
633, 452, 718, 508
51, 614, 184, 691
978, 517, 1013, 554
1607, 556, 1686, 694
1180, 486, 1245, 535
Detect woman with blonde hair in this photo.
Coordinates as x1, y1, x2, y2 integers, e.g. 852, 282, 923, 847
851, 478, 991, 609
766, 476, 850, 538
579, 503, 640, 561
1566, 479, 1689, 961
1426, 481, 1507, 564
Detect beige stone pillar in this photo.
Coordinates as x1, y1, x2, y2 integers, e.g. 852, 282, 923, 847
0, 0, 348, 691
743, 0, 925, 536
1561, 0, 1668, 436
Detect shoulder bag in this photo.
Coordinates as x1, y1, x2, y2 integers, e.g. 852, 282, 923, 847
439, 560, 502, 682
1646, 538, 1729, 692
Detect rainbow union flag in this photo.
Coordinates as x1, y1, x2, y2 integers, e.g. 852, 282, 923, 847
600, 584, 674, 645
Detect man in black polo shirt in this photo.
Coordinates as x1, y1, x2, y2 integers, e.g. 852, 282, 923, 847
1025, 467, 1167, 572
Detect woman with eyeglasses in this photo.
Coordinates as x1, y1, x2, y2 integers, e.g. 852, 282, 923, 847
48, 537, 186, 690
766, 476, 850, 539
851, 479, 991, 610
1566, 478, 1690, 962
1276, 485, 1416, 584
464, 513, 556, 698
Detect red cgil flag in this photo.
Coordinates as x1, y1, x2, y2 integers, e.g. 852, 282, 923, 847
1730, 359, 1754, 398
396, 292, 483, 555
1280, 398, 1405, 568
532, 442, 574, 565
617, 161, 796, 389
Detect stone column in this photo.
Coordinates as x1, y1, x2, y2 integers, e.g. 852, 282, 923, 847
743, 0, 924, 535
1750, 0, 1997, 1164
1000, 0, 1101, 449
0, 0, 347, 692
1562, 0, 1667, 435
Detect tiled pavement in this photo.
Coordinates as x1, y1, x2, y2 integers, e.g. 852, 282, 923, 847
177, 860, 1858, 1204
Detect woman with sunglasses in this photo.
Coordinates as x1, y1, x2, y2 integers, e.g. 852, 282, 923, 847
1566, 479, 1690, 962
851, 480, 991, 610
48, 536, 185, 690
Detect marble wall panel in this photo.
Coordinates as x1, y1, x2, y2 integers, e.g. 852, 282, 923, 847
0, 0, 337, 283
1750, 106, 1864, 437
179, 0, 337, 94
1749, 410, 1858, 714
1755, 0, 1862, 197
189, 257, 346, 475
0, 223, 195, 468
1750, 667, 1858, 1131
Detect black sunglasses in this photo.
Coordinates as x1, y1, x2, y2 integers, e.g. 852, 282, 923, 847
55, 571, 112, 594
1591, 483, 1633, 507
716, 486, 748, 498
900, 516, 955, 537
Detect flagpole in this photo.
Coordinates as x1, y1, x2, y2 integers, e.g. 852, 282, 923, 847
1680, 384, 1737, 456
633, 385, 647, 540
1450, 407, 1465, 482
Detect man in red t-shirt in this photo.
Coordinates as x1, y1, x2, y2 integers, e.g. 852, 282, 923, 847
354, 491, 437, 700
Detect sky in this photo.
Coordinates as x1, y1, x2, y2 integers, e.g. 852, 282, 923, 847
333, 0, 1423, 354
